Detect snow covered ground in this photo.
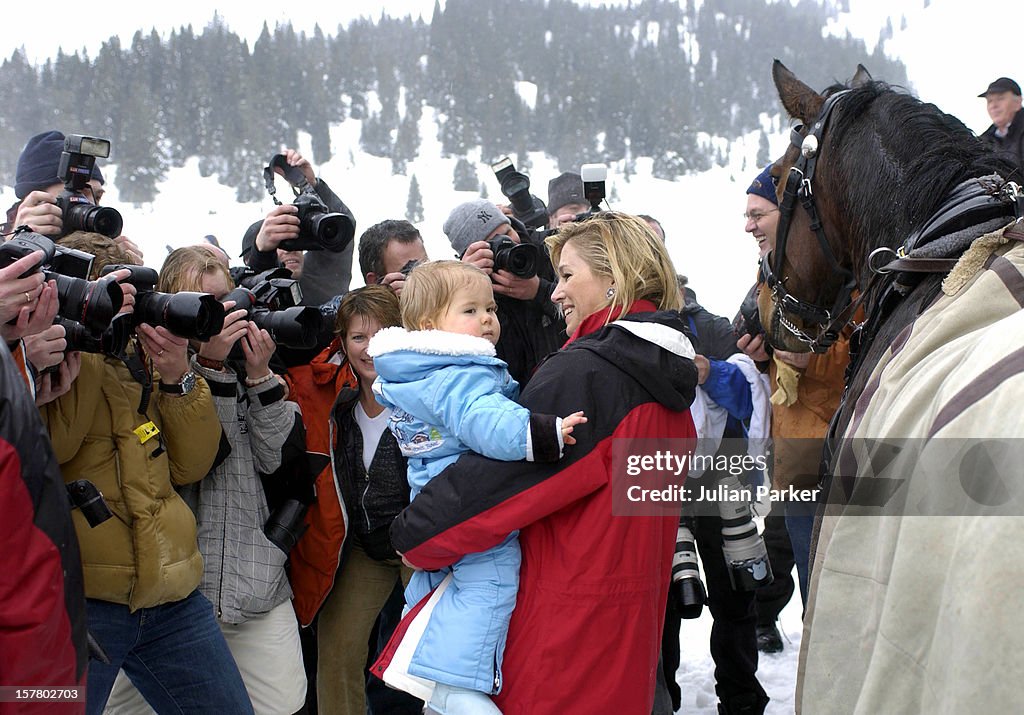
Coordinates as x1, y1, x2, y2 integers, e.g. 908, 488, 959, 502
676, 571, 803, 713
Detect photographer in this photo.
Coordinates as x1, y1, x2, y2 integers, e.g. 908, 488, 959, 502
546, 171, 591, 229
358, 219, 429, 296
0, 244, 86, 406
40, 235, 253, 714
240, 148, 356, 306
107, 246, 308, 713
4, 130, 142, 263
444, 200, 564, 386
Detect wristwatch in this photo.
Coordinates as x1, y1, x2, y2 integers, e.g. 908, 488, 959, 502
159, 371, 197, 395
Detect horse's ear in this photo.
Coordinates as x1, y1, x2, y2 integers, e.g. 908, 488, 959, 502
851, 64, 872, 88
772, 60, 824, 123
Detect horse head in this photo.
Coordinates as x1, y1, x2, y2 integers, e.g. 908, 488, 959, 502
759, 61, 1017, 354
757, 61, 873, 353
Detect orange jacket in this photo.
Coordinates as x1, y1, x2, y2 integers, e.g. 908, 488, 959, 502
285, 339, 357, 626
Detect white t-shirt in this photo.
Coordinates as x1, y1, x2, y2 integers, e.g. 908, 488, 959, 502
353, 401, 392, 473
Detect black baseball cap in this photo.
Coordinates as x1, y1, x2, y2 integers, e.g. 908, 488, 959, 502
978, 77, 1022, 98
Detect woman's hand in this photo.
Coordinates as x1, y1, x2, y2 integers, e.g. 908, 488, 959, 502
136, 323, 190, 385
560, 411, 588, 446
0, 250, 47, 336
198, 303, 246, 362
241, 322, 276, 380
3, 279, 58, 344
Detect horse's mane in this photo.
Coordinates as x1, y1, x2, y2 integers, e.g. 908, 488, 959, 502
824, 81, 1015, 252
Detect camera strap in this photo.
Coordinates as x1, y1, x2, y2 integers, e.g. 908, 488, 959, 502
263, 154, 311, 207
122, 341, 153, 416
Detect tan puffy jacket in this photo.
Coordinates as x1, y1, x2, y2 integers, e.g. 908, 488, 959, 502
769, 335, 850, 490
43, 353, 220, 611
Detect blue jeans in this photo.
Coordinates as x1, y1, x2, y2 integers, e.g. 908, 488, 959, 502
85, 590, 254, 715
785, 501, 815, 608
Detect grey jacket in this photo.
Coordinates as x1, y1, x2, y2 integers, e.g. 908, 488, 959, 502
179, 358, 303, 624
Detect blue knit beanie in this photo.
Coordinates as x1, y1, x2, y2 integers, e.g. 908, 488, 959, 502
746, 165, 778, 206
15, 130, 105, 199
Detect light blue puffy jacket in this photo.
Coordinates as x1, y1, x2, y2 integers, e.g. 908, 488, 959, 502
369, 326, 553, 693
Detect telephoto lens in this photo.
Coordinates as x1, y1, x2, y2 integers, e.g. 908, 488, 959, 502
49, 272, 124, 333
264, 499, 309, 553
716, 473, 774, 591
134, 291, 227, 341
671, 517, 707, 619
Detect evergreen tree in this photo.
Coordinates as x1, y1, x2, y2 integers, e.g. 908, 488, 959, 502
452, 157, 477, 192
407, 174, 424, 222
756, 131, 771, 169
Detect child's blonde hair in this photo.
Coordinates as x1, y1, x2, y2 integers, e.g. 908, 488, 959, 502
400, 260, 492, 330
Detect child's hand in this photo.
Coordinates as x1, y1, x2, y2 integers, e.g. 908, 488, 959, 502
560, 411, 588, 446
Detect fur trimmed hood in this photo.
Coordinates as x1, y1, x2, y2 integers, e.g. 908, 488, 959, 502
368, 326, 497, 358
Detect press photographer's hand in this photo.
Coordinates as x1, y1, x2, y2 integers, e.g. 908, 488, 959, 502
2, 279, 57, 344
282, 148, 316, 187
0, 250, 45, 327
492, 270, 540, 301
198, 303, 247, 363
378, 271, 411, 296
137, 323, 189, 385
24, 322, 67, 370
13, 191, 62, 236
35, 350, 81, 406
255, 204, 300, 252
461, 241, 494, 275
241, 321, 276, 380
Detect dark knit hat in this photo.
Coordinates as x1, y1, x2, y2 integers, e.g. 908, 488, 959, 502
15, 130, 105, 199
547, 172, 586, 215
978, 77, 1022, 98
443, 200, 511, 256
746, 166, 778, 206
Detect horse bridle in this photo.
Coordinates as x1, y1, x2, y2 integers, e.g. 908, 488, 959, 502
760, 90, 859, 354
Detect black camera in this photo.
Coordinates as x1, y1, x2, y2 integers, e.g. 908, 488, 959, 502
57, 134, 123, 238
486, 236, 538, 279
101, 265, 226, 341
59, 313, 133, 358
491, 157, 549, 230
235, 266, 302, 310
262, 154, 354, 253
264, 499, 309, 553
223, 268, 321, 349
0, 228, 124, 332
67, 479, 113, 528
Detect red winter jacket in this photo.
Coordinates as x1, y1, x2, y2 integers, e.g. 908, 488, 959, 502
285, 339, 357, 625
379, 304, 698, 714
0, 342, 86, 714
